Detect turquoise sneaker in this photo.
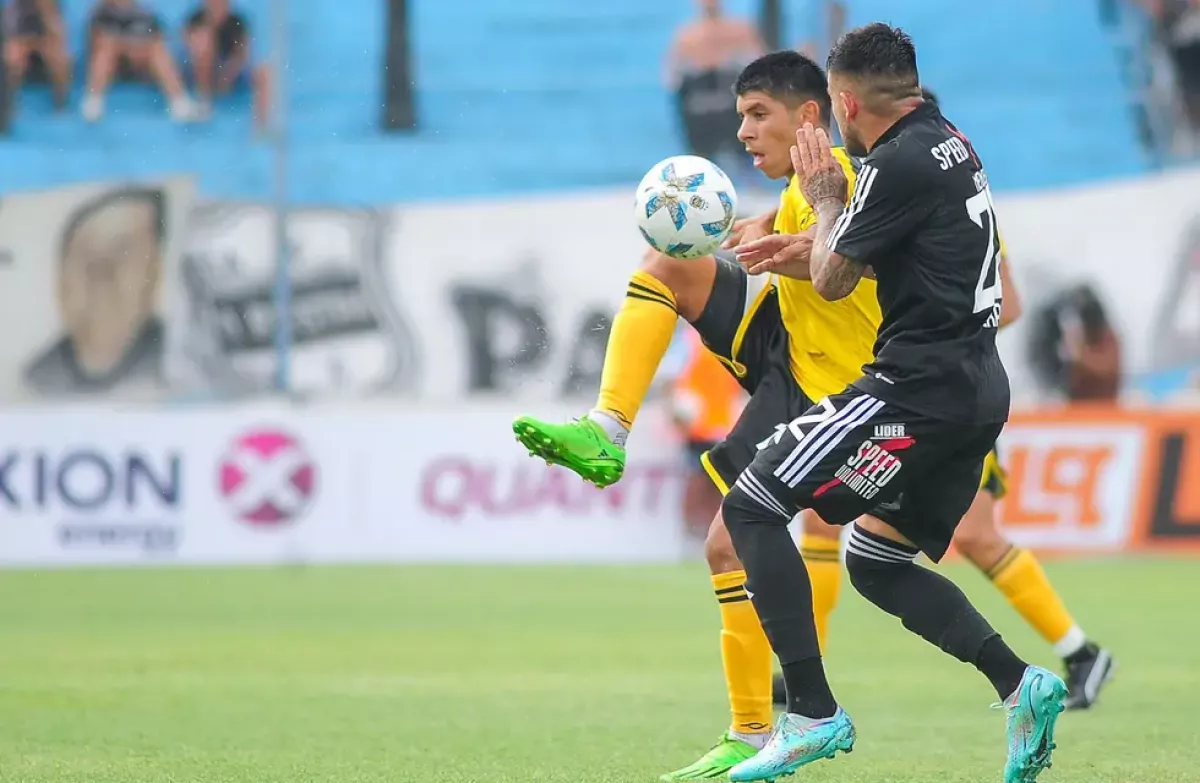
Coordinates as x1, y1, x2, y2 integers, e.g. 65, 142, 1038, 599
1003, 665, 1068, 783
728, 709, 855, 782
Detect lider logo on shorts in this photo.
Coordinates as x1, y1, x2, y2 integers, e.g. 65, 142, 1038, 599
218, 429, 317, 526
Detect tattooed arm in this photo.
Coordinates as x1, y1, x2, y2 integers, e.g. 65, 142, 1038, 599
790, 124, 869, 300
808, 199, 869, 301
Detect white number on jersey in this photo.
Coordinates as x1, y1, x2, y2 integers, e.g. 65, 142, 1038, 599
965, 187, 1003, 326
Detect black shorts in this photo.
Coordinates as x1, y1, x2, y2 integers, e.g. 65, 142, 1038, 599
690, 257, 814, 493
731, 385, 1004, 561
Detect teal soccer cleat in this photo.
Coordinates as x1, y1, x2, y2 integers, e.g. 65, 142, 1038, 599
727, 709, 855, 782
1003, 665, 1068, 783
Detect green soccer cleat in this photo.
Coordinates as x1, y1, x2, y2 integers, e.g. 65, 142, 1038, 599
660, 733, 761, 781
1002, 665, 1068, 783
512, 415, 626, 488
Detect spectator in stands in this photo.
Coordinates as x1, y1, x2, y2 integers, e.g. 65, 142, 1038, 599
4, 0, 70, 109
82, 0, 199, 122
666, 0, 765, 188
183, 0, 269, 126
1141, 0, 1200, 135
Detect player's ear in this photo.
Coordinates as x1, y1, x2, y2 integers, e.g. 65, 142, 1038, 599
799, 98, 822, 126
838, 91, 857, 122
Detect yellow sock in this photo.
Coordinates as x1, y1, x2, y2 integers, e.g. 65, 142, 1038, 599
800, 534, 842, 654
594, 270, 677, 429
713, 570, 772, 734
989, 548, 1083, 655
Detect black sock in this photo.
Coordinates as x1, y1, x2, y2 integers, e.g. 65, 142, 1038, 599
721, 484, 836, 716
782, 657, 838, 719
845, 524, 1030, 700
975, 635, 1030, 699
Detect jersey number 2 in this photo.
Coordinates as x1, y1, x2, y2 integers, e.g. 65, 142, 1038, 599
966, 187, 1003, 323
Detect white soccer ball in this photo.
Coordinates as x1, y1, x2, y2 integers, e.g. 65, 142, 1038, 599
635, 155, 738, 259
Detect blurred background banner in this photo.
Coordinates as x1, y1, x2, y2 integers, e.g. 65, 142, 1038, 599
0, 177, 193, 403
0, 402, 687, 566
171, 203, 409, 398
996, 168, 1200, 405
1001, 408, 1200, 552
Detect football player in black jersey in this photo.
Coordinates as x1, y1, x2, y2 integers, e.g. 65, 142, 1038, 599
719, 24, 1067, 783
768, 85, 1115, 715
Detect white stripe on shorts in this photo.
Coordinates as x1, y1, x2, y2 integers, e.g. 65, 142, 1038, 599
734, 470, 793, 520
776, 395, 886, 488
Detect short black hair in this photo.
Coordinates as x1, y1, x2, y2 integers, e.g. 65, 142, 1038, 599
827, 23, 920, 104
734, 50, 831, 124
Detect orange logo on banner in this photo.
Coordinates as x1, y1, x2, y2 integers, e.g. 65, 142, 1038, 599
1002, 444, 1114, 529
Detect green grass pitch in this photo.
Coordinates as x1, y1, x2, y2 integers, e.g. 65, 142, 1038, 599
0, 557, 1196, 782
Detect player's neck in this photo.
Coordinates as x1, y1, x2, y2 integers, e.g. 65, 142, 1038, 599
861, 101, 922, 152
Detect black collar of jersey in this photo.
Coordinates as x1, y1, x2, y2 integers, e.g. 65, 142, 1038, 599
871, 101, 940, 151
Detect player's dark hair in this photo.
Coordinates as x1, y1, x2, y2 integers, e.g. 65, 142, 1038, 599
734, 50, 831, 124
827, 23, 920, 105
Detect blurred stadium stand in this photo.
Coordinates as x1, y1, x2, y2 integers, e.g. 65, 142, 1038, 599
0, 0, 1156, 204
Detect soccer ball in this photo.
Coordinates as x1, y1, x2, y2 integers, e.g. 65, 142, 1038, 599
634, 155, 738, 259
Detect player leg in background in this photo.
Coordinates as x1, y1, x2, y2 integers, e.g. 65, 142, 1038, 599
720, 395, 1065, 783
959, 452, 1115, 710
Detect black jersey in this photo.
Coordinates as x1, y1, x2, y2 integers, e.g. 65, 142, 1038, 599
827, 102, 1009, 424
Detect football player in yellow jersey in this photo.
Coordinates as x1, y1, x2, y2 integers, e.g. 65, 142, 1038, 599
514, 51, 883, 779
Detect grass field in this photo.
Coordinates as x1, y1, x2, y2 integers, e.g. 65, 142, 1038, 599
0, 558, 1196, 782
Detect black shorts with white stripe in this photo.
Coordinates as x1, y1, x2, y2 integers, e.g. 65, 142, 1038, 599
731, 386, 1003, 561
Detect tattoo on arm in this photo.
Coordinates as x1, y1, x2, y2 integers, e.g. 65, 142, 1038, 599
809, 200, 867, 300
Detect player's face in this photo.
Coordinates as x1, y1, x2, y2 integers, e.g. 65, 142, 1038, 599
58, 197, 161, 375
828, 73, 867, 157
736, 91, 819, 180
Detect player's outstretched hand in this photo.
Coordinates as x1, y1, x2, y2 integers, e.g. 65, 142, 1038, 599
722, 215, 771, 250
792, 123, 848, 207
733, 232, 814, 277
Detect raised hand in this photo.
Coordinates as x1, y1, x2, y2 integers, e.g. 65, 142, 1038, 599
791, 123, 848, 208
